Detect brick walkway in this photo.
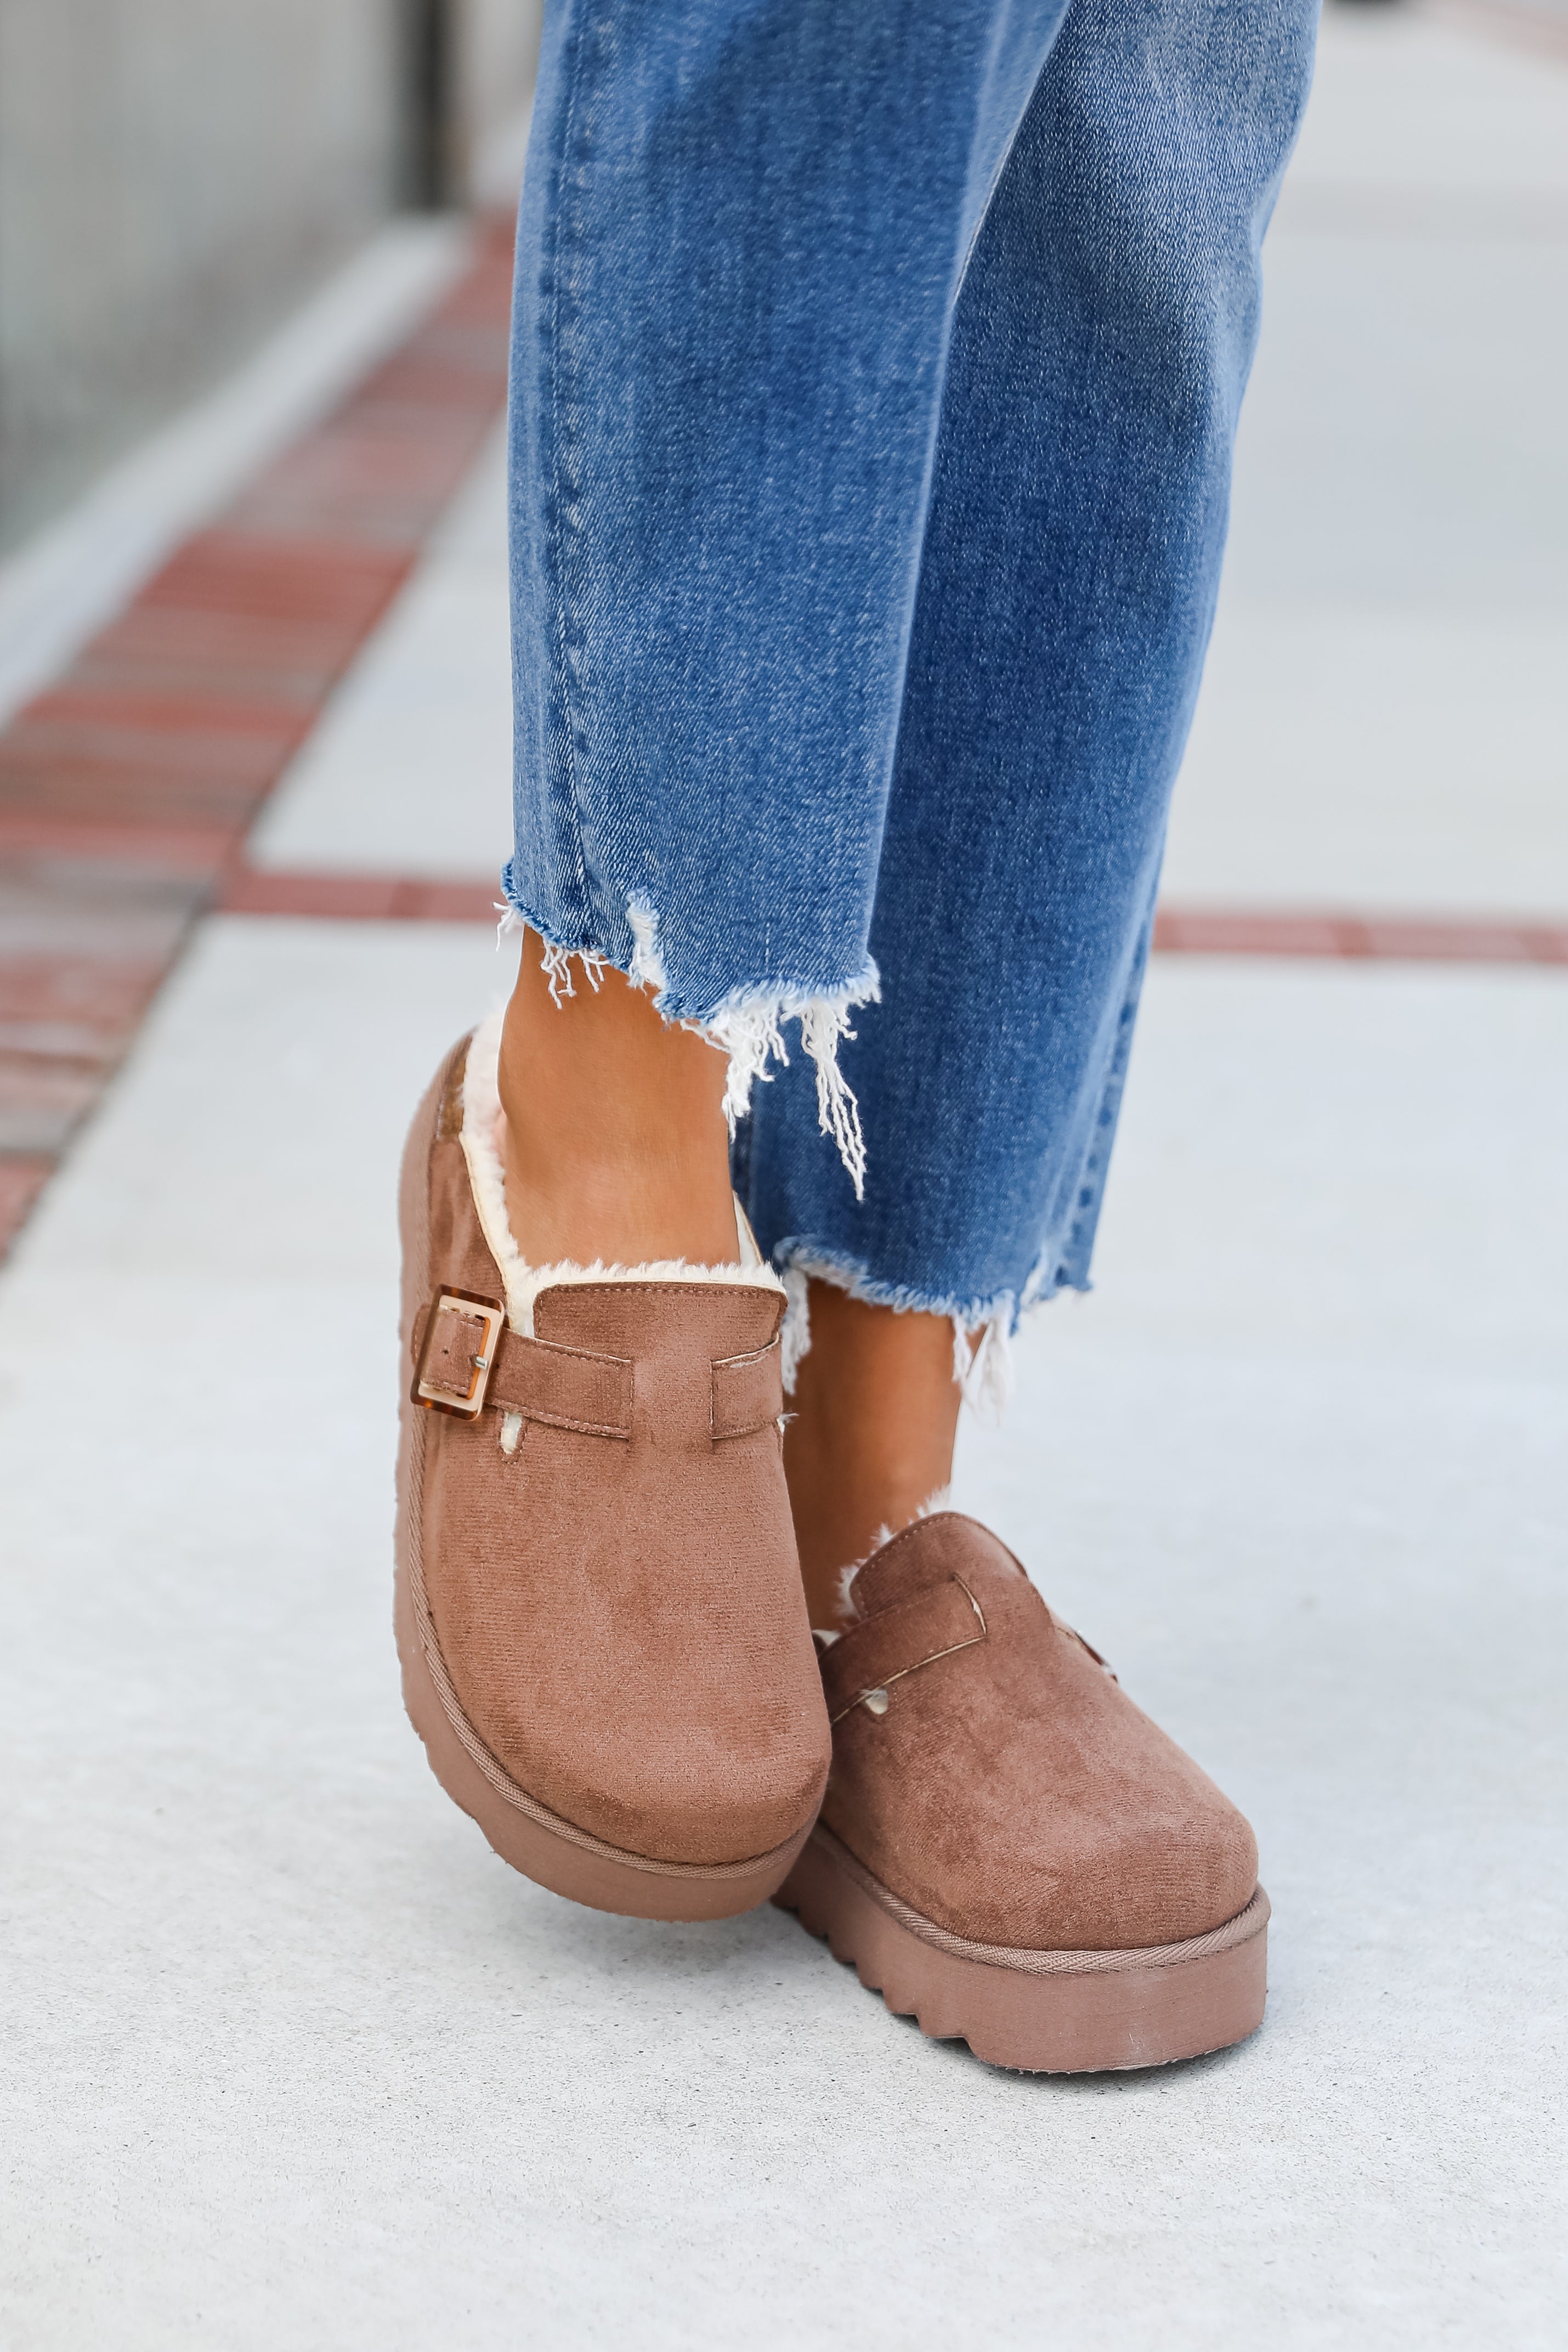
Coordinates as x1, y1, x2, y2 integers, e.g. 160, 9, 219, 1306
217, 863, 1568, 975
0, 218, 513, 1257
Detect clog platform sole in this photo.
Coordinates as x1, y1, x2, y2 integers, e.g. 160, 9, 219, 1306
777, 1823, 1269, 2072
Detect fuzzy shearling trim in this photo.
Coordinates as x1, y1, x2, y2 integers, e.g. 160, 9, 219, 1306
460, 1007, 784, 1337
830, 1485, 956, 1629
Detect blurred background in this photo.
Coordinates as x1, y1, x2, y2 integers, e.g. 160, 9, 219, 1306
0, 0, 543, 550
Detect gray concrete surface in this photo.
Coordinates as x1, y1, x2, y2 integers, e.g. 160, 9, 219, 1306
251, 419, 512, 881
2, 924, 1562, 2349
2, 7, 1566, 2347
1165, 5, 1568, 912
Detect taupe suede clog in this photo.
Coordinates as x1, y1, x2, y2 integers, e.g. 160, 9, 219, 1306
776, 1513, 1268, 2070
395, 1016, 830, 1920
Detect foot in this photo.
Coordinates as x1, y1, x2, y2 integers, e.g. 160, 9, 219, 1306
497, 929, 739, 1269
396, 1024, 829, 1920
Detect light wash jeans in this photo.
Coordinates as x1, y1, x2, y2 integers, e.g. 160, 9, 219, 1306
503, 0, 1317, 1375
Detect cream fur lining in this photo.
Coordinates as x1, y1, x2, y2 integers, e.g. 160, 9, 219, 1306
827, 1485, 956, 1631
460, 1007, 784, 1337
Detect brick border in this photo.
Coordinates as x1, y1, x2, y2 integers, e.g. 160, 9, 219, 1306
214, 865, 1568, 970
0, 220, 514, 1259
218, 865, 504, 924
1151, 907, 1568, 965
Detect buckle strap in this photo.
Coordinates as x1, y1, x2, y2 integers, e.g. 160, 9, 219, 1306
411, 1291, 507, 1418
489, 1326, 632, 1438
822, 1574, 987, 1725
412, 1292, 782, 1444
711, 1335, 783, 1441
411, 1290, 631, 1435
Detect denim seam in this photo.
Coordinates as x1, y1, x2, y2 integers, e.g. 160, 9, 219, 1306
543, 3, 601, 941
951, 21, 1055, 309
1018, 887, 1158, 1313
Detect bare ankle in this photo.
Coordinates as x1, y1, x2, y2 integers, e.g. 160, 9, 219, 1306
784, 1282, 961, 1625
498, 931, 739, 1268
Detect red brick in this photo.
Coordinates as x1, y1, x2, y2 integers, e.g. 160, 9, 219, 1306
1153, 910, 1348, 957
353, 351, 507, 411
83, 602, 376, 688
28, 714, 305, 790
409, 879, 501, 923
440, 265, 514, 312
0, 226, 515, 1220
0, 956, 167, 1041
0, 850, 207, 959
0, 815, 236, 873
139, 534, 410, 628
20, 685, 316, 740
1, 719, 296, 784
217, 866, 496, 923
1356, 919, 1526, 962
1153, 907, 1568, 966
230, 427, 494, 545
0, 754, 282, 836
219, 867, 406, 919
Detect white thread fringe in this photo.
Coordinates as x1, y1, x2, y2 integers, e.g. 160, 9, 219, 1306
801, 999, 869, 1201
705, 990, 874, 1200
496, 892, 878, 1197
705, 998, 786, 1129
537, 940, 607, 1005
629, 892, 877, 1198
626, 892, 667, 994
780, 1265, 811, 1395
495, 907, 609, 1002
954, 1314, 1015, 1422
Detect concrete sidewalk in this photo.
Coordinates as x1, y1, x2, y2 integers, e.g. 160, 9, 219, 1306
1167, 1, 1568, 914
2, 8, 1565, 2348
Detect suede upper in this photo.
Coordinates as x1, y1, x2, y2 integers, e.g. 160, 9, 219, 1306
820, 1513, 1259, 1949
400, 1037, 830, 1868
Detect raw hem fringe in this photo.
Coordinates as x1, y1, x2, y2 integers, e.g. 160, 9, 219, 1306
460, 1007, 784, 1336
498, 887, 880, 1199
777, 1245, 1091, 1425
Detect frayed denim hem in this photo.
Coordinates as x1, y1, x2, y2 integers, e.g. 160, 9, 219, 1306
774, 1242, 1091, 1423
497, 874, 881, 1197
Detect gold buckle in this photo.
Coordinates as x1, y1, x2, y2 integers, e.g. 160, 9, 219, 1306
411, 1288, 506, 1420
